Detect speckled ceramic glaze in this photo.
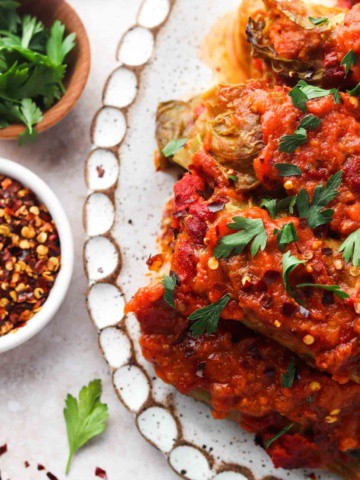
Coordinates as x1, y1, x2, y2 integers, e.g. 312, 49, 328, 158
84, 1, 340, 479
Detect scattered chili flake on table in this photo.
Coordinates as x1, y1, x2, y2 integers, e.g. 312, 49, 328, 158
0, 175, 61, 336
0, 443, 7, 455
95, 467, 108, 479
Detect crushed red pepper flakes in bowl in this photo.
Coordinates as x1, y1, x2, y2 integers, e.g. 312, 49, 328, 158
0, 175, 61, 337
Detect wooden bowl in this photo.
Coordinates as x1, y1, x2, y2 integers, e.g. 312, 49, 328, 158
0, 0, 91, 140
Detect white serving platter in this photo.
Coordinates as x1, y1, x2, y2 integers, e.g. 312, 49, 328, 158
84, 1, 340, 479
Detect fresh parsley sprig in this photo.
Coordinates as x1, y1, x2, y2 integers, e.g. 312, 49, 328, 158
260, 196, 296, 219
214, 217, 267, 259
162, 273, 179, 308
348, 83, 360, 97
275, 222, 298, 251
339, 229, 360, 267
341, 49, 357, 77
189, 294, 230, 336
279, 114, 321, 154
275, 163, 302, 177
64, 380, 109, 475
296, 283, 350, 299
279, 127, 307, 153
296, 171, 342, 229
282, 251, 306, 295
162, 138, 187, 157
281, 359, 296, 388
265, 423, 295, 449
309, 16, 328, 26
289, 80, 341, 112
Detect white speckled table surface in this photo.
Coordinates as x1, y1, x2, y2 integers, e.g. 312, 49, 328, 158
0, 1, 179, 478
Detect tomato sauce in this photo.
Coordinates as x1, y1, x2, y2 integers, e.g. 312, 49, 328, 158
126, 170, 360, 472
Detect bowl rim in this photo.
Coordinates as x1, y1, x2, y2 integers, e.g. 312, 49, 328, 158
0, 0, 91, 139
0, 157, 74, 353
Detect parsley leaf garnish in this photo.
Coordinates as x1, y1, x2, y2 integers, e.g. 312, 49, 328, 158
276, 222, 298, 251
260, 197, 296, 219
189, 294, 230, 336
228, 174, 238, 183
64, 379, 109, 475
279, 127, 307, 153
309, 16, 328, 26
341, 49, 357, 77
296, 283, 350, 299
299, 114, 321, 131
331, 88, 341, 104
162, 272, 179, 308
296, 171, 342, 229
278, 115, 321, 154
289, 80, 341, 112
282, 251, 306, 295
275, 163, 302, 177
281, 359, 296, 388
339, 229, 360, 267
348, 83, 360, 97
260, 198, 277, 218
265, 424, 295, 449
162, 138, 187, 157
214, 217, 268, 259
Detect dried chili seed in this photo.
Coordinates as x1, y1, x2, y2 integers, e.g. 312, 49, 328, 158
95, 467, 108, 479
0, 175, 61, 337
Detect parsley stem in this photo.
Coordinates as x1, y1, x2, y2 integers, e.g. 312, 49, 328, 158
65, 452, 73, 475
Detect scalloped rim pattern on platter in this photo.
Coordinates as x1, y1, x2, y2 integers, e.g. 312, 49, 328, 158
84, 1, 284, 479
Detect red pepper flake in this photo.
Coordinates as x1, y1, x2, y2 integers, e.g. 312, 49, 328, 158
24, 461, 30, 468
0, 443, 7, 455
0, 175, 61, 337
96, 166, 105, 178
38, 464, 45, 470
47, 473, 59, 480
95, 467, 108, 479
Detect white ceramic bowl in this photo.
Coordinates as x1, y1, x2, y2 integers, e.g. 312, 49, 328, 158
0, 158, 74, 353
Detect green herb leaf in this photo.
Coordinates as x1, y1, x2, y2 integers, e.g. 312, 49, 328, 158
306, 396, 312, 403
265, 423, 295, 449
64, 379, 109, 475
289, 85, 308, 112
276, 196, 297, 215
331, 88, 341, 104
282, 251, 306, 295
296, 283, 350, 299
189, 294, 230, 336
214, 217, 268, 259
279, 127, 307, 153
260, 196, 296, 218
276, 222, 298, 251
289, 80, 341, 112
299, 114, 321, 131
162, 138, 187, 157
341, 49, 357, 76
21, 15, 43, 48
275, 163, 302, 177
309, 16, 328, 26
260, 198, 277, 218
348, 83, 360, 97
162, 272, 179, 308
46, 19, 76, 66
281, 359, 296, 388
339, 228, 360, 267
295, 172, 342, 229
228, 174, 238, 183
